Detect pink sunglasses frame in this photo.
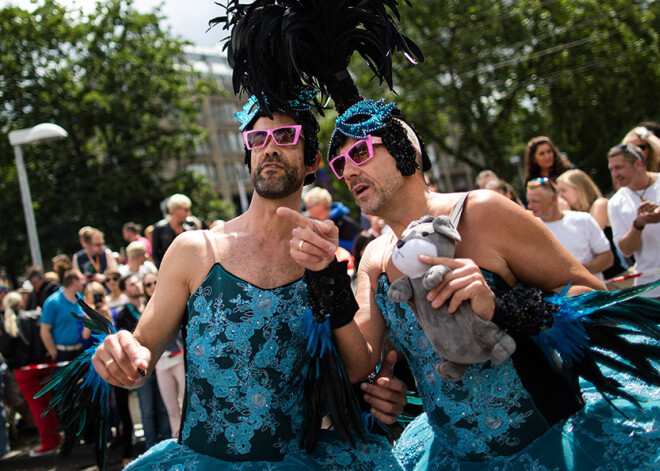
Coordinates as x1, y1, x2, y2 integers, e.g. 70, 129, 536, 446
242, 125, 303, 150
329, 135, 383, 179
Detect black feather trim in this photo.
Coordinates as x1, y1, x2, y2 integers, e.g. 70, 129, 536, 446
210, 0, 423, 114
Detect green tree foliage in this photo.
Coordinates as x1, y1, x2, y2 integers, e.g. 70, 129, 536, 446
169, 170, 236, 226
0, 0, 221, 281
349, 0, 660, 193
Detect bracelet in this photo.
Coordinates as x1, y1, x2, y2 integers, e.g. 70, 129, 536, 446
304, 258, 358, 329
633, 220, 645, 231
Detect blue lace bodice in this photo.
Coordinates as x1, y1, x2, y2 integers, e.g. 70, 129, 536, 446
375, 274, 550, 461
181, 264, 310, 461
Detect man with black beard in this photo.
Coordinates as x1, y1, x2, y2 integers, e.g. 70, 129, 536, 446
91, 106, 407, 468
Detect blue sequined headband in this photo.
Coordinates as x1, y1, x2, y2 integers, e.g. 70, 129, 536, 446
235, 90, 319, 131
333, 99, 396, 139
328, 99, 396, 160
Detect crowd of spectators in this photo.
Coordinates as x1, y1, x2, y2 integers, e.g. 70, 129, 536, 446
0, 194, 192, 466
1, 120, 659, 466
478, 122, 660, 294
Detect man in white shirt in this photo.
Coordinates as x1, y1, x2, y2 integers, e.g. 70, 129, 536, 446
607, 143, 660, 298
527, 178, 613, 281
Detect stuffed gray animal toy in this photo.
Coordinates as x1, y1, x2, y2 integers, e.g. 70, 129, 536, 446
388, 215, 516, 381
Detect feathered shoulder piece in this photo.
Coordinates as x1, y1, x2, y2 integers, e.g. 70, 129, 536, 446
210, 0, 423, 114
36, 296, 115, 470
493, 281, 660, 413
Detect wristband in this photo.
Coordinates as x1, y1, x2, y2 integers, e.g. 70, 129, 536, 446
304, 258, 358, 329
492, 285, 557, 336
633, 220, 645, 231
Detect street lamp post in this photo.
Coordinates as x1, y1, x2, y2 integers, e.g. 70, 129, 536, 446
8, 123, 68, 269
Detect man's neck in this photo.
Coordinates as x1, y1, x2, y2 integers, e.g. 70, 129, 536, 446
243, 189, 305, 240
627, 171, 656, 192
539, 207, 562, 223
62, 287, 78, 302
380, 180, 437, 238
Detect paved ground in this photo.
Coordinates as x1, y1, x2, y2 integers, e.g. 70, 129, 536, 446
1, 432, 147, 471
2, 391, 148, 470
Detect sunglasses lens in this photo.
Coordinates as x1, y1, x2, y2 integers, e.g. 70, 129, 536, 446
349, 141, 371, 164
272, 127, 298, 145
331, 157, 346, 178
246, 131, 267, 149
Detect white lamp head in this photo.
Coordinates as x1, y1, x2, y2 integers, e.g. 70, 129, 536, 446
9, 123, 68, 146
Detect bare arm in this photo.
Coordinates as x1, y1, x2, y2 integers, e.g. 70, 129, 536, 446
40, 323, 56, 360
336, 241, 388, 382
92, 232, 208, 388
457, 191, 605, 294
277, 206, 387, 382
72, 252, 81, 273
584, 251, 613, 275
589, 198, 609, 230
617, 201, 660, 256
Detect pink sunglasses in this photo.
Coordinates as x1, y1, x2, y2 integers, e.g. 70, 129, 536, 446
243, 125, 303, 150
329, 135, 383, 179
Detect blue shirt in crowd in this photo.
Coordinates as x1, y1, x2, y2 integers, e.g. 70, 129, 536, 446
41, 288, 83, 346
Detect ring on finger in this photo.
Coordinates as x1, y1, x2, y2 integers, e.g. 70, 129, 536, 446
105, 358, 115, 368
298, 240, 304, 252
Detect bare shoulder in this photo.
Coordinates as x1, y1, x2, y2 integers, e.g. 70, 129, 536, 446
360, 234, 394, 278
591, 197, 609, 214
158, 230, 221, 291
461, 190, 534, 229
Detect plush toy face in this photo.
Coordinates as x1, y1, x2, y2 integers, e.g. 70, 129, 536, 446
391, 216, 461, 279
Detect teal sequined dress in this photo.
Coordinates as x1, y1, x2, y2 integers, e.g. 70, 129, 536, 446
126, 264, 401, 470
376, 273, 660, 470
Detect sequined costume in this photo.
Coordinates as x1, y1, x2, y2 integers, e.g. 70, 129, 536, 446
125, 263, 401, 470
375, 194, 660, 470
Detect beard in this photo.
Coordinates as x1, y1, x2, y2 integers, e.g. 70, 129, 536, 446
350, 172, 401, 216
252, 155, 306, 199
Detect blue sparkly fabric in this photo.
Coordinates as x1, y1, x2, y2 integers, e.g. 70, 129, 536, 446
125, 264, 401, 470
376, 274, 660, 470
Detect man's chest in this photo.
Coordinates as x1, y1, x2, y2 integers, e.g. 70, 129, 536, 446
217, 240, 304, 290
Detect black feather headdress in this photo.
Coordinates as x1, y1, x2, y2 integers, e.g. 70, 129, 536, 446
210, 0, 423, 115
210, 0, 430, 177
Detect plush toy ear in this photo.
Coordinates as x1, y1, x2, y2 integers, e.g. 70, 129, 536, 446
433, 216, 462, 243
419, 215, 435, 223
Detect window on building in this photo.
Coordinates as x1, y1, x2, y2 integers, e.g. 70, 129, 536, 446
186, 163, 218, 184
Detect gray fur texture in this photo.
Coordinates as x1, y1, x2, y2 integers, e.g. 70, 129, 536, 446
388, 215, 516, 381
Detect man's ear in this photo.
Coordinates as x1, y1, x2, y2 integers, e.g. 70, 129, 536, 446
308, 151, 322, 174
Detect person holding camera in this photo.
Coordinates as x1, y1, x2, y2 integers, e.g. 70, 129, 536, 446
72, 227, 118, 284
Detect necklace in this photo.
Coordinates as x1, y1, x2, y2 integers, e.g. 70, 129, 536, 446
633, 174, 652, 201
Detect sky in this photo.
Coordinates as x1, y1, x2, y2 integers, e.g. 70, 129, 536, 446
0, 0, 225, 47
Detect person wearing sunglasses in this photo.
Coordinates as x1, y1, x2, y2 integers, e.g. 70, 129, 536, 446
526, 178, 613, 282
90, 94, 407, 470
621, 124, 660, 173
283, 96, 660, 469
104, 267, 128, 313
607, 143, 660, 299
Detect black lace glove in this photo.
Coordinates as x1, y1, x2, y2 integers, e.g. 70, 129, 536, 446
492, 284, 557, 336
304, 258, 358, 329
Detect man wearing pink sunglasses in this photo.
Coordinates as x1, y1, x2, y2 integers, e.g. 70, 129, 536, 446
92, 97, 408, 469
281, 97, 660, 469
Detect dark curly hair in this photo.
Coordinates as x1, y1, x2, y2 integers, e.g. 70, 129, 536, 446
328, 107, 430, 177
